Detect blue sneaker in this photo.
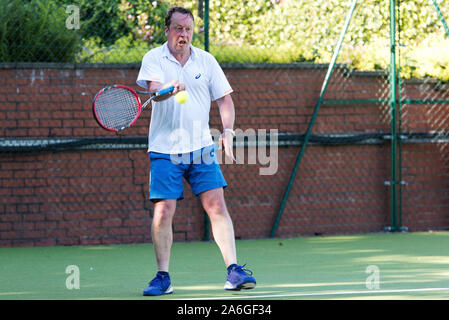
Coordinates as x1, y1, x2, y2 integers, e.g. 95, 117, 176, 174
143, 272, 173, 296
224, 264, 256, 291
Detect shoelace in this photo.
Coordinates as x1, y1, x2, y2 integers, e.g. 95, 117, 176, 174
232, 264, 254, 276
149, 273, 166, 286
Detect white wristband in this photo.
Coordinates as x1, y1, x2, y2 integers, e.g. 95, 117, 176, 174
223, 128, 235, 136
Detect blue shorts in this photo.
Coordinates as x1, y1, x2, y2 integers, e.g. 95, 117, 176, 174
149, 144, 227, 201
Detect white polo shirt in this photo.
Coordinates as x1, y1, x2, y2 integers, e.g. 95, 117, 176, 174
136, 42, 233, 154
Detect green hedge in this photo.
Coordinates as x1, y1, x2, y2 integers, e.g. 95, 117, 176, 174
176, 0, 449, 80
59, 0, 169, 63
0, 0, 79, 62
2, 0, 449, 80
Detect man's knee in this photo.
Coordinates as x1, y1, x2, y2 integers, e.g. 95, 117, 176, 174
153, 200, 176, 224
202, 193, 228, 218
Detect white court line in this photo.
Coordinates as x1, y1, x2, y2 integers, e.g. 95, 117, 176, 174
179, 287, 449, 300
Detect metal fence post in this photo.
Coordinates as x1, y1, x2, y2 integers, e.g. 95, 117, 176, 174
203, 0, 211, 241
387, 0, 399, 232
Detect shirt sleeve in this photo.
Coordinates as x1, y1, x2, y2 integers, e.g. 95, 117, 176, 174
208, 54, 233, 101
136, 50, 164, 90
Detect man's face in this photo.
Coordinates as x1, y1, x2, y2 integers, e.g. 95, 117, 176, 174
165, 12, 194, 55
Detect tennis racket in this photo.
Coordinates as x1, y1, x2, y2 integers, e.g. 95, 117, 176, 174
92, 85, 175, 132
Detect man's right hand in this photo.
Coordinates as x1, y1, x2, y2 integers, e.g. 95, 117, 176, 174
147, 80, 186, 102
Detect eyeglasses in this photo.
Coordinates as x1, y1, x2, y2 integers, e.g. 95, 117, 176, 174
171, 26, 193, 34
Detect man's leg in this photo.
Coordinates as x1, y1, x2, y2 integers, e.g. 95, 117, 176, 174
151, 199, 177, 272
200, 187, 237, 268
143, 198, 177, 296
200, 187, 256, 291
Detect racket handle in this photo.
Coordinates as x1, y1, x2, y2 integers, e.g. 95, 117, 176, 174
157, 86, 175, 96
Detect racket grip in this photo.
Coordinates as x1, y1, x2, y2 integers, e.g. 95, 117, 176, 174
157, 86, 175, 96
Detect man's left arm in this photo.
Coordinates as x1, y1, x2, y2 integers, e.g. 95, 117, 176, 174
216, 94, 236, 163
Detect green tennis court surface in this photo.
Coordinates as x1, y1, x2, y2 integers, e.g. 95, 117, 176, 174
1, 232, 448, 300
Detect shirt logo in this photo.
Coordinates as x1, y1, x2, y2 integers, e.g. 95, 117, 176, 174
195, 73, 201, 79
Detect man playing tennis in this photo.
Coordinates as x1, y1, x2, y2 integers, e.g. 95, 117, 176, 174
136, 6, 256, 296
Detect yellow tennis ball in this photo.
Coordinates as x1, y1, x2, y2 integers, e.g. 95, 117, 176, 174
175, 90, 188, 104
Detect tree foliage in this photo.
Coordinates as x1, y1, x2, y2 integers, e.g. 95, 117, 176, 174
2, 0, 449, 80
0, 0, 79, 62
177, 0, 449, 80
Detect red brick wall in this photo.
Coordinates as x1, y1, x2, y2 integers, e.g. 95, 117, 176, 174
0, 63, 448, 247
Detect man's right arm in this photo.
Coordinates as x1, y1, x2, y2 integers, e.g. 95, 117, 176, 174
148, 80, 186, 102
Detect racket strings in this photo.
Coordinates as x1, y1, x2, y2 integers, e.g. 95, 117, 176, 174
95, 87, 140, 130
